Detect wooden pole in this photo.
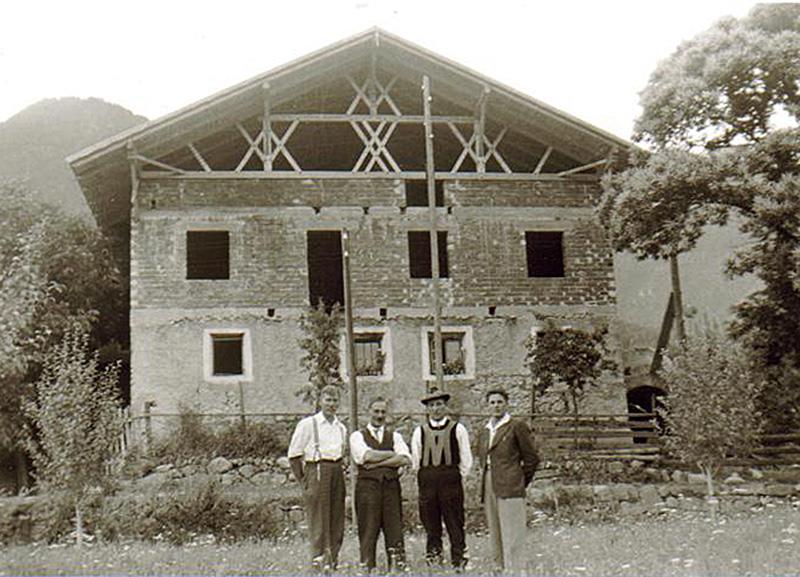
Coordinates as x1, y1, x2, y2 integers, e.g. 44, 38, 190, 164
341, 229, 359, 526
422, 75, 444, 391
669, 254, 686, 342
262, 82, 272, 172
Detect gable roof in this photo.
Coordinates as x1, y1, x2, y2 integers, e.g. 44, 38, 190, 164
68, 27, 631, 232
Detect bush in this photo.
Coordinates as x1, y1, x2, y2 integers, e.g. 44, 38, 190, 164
149, 410, 288, 464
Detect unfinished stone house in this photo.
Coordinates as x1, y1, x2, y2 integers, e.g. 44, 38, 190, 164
68, 29, 631, 425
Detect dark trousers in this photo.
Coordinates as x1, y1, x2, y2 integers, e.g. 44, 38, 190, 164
418, 466, 466, 568
302, 460, 345, 570
355, 476, 405, 570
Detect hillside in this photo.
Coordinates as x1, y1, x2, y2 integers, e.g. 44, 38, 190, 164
0, 97, 146, 217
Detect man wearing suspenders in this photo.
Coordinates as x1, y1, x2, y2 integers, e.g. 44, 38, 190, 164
349, 396, 411, 571
287, 385, 347, 571
411, 388, 473, 570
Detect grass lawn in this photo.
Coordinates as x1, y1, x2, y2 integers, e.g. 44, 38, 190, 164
2, 501, 799, 576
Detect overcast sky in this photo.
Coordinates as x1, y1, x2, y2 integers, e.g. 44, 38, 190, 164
1, 1, 757, 139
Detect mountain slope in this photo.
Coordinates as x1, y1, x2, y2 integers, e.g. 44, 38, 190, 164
0, 97, 147, 217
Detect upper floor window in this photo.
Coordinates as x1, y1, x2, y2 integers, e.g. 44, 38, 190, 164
408, 231, 449, 278
526, 231, 564, 277
405, 180, 444, 207
187, 230, 229, 279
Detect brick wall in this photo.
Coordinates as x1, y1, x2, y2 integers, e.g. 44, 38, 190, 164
133, 178, 615, 309
130, 177, 623, 422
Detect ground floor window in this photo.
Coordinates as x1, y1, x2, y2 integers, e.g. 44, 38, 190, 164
422, 326, 474, 380
203, 329, 252, 383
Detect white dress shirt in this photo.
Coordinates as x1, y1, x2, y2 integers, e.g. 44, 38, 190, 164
485, 412, 510, 464
411, 417, 473, 477
287, 412, 347, 461
349, 424, 412, 465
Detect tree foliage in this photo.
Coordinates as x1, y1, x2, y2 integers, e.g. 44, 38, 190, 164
600, 6, 800, 420
658, 330, 763, 497
0, 181, 127, 451
297, 301, 344, 408
22, 326, 122, 544
525, 322, 616, 414
635, 4, 800, 150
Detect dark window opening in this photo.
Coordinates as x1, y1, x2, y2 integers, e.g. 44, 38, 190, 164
526, 231, 564, 277
405, 180, 444, 207
354, 334, 385, 377
212, 333, 243, 376
428, 331, 465, 376
627, 386, 667, 444
408, 231, 449, 278
187, 230, 230, 279
307, 230, 344, 309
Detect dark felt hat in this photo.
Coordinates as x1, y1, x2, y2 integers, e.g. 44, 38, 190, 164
420, 388, 451, 405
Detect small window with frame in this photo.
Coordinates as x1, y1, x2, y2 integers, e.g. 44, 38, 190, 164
422, 326, 474, 380
203, 329, 252, 382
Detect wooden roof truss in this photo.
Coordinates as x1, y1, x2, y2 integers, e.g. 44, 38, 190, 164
129, 59, 611, 181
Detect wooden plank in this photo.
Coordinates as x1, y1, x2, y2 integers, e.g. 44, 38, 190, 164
533, 146, 553, 174
138, 170, 600, 182
269, 113, 473, 124
187, 143, 212, 172
262, 82, 272, 172
132, 154, 185, 174
651, 293, 675, 375
556, 158, 608, 176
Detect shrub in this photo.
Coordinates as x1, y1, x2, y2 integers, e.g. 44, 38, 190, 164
149, 410, 288, 464
659, 330, 764, 498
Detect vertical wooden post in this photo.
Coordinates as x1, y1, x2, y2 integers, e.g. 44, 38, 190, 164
475, 85, 489, 173
126, 141, 140, 210
238, 380, 246, 427
341, 229, 359, 527
262, 82, 272, 172
422, 75, 444, 391
143, 401, 154, 454
669, 254, 686, 342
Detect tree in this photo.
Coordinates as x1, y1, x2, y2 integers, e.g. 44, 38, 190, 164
0, 180, 127, 488
525, 321, 616, 416
297, 301, 344, 408
22, 326, 123, 545
658, 330, 764, 507
600, 5, 800, 425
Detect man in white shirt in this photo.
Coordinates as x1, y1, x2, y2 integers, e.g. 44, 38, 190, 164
411, 388, 473, 570
287, 385, 348, 571
349, 396, 411, 571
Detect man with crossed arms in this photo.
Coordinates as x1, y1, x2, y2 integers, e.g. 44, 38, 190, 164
349, 396, 411, 572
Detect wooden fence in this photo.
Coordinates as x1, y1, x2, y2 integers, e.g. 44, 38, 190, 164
111, 409, 800, 468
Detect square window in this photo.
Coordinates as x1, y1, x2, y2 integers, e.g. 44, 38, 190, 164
354, 333, 385, 377
408, 231, 449, 278
422, 326, 474, 380
405, 180, 444, 207
203, 329, 252, 383
526, 231, 564, 277
187, 230, 229, 280
428, 332, 466, 376
211, 333, 243, 376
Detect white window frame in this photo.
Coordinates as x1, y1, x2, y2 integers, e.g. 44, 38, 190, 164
203, 328, 253, 383
421, 325, 475, 381
340, 327, 393, 382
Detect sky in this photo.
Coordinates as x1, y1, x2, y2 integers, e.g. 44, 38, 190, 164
1, 0, 758, 140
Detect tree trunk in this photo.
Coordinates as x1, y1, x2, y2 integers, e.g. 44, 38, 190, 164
669, 254, 687, 342
14, 450, 29, 493
701, 464, 718, 523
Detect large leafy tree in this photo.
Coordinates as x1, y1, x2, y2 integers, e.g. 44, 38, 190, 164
601, 6, 800, 395
0, 181, 126, 461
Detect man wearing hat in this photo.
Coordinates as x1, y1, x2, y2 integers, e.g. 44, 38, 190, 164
477, 388, 539, 574
411, 388, 473, 570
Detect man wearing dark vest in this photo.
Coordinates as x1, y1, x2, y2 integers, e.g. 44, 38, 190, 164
411, 388, 473, 570
477, 387, 539, 574
349, 396, 411, 571
287, 385, 347, 572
